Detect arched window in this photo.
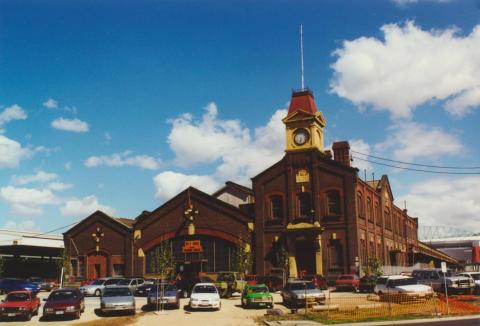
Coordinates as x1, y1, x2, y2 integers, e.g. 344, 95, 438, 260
269, 195, 283, 220
357, 192, 365, 218
366, 197, 373, 222
385, 208, 391, 230
325, 190, 341, 216
297, 192, 311, 217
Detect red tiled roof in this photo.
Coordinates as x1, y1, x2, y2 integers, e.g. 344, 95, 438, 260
287, 89, 318, 117
112, 217, 135, 228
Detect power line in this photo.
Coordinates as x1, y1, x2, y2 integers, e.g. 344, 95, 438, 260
352, 156, 480, 175
351, 150, 480, 170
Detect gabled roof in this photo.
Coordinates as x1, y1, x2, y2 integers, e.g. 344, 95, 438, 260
64, 210, 132, 236
212, 181, 254, 198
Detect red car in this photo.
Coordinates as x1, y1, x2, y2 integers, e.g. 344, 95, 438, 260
245, 274, 257, 285
42, 288, 85, 319
300, 274, 328, 290
335, 274, 360, 292
257, 276, 284, 292
0, 290, 40, 321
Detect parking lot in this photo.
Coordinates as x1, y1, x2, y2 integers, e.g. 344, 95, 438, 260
0, 290, 293, 326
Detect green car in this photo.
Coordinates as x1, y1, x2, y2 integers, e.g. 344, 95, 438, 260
241, 284, 274, 309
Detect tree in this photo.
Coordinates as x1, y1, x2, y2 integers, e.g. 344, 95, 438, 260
362, 257, 383, 277
56, 249, 71, 276
234, 245, 253, 275
149, 240, 175, 279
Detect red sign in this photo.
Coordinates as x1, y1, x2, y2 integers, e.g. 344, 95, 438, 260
182, 240, 203, 253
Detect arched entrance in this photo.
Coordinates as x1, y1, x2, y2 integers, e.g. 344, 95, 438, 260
144, 235, 242, 278
87, 252, 109, 279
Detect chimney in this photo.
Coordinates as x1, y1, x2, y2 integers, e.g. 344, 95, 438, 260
332, 141, 350, 166
324, 149, 333, 159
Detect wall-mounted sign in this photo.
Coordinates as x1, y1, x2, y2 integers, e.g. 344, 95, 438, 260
182, 240, 203, 253
295, 169, 310, 183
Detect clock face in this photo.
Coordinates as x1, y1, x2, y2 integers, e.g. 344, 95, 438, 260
294, 129, 309, 146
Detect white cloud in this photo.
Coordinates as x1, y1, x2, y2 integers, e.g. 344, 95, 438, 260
42, 98, 58, 109
392, 0, 450, 6
349, 139, 372, 172
0, 135, 32, 168
12, 171, 58, 185
0, 186, 59, 216
330, 22, 480, 118
104, 132, 112, 145
65, 162, 72, 171
0, 105, 27, 132
84, 151, 161, 170
397, 177, 480, 231
51, 118, 89, 133
153, 171, 220, 201
60, 195, 115, 217
47, 182, 73, 191
155, 104, 287, 201
375, 122, 464, 161
2, 220, 36, 231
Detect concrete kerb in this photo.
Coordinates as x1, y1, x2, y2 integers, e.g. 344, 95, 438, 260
263, 314, 480, 326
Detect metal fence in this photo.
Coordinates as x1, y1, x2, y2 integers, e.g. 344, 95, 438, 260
304, 293, 480, 322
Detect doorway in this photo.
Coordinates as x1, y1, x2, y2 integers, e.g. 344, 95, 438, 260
295, 240, 316, 275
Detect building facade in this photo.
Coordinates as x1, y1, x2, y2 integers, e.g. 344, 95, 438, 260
64, 89, 455, 281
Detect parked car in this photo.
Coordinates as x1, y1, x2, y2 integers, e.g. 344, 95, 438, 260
335, 274, 360, 292
300, 274, 328, 290
176, 276, 215, 298
359, 275, 377, 293
245, 274, 258, 285
458, 272, 480, 294
0, 278, 39, 295
112, 278, 145, 293
147, 283, 181, 309
0, 290, 41, 321
374, 275, 434, 300
27, 277, 52, 292
412, 269, 475, 294
100, 286, 136, 315
241, 284, 274, 309
214, 272, 246, 298
256, 276, 284, 292
42, 288, 84, 319
188, 283, 221, 310
79, 278, 122, 296
135, 280, 158, 297
281, 280, 325, 307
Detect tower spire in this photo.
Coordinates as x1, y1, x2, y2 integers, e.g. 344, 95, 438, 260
300, 24, 305, 91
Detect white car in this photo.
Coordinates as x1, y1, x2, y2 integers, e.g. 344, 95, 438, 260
458, 272, 480, 294
188, 283, 221, 310
374, 275, 434, 300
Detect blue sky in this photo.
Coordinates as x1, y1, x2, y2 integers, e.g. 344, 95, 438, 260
0, 0, 479, 234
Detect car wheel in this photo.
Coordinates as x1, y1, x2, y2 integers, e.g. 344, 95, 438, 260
75, 311, 81, 319
25, 312, 32, 321
95, 289, 101, 297
176, 301, 180, 309
353, 286, 359, 293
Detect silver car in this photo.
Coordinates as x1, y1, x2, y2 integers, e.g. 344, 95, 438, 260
281, 280, 325, 307
112, 278, 145, 293
100, 286, 136, 315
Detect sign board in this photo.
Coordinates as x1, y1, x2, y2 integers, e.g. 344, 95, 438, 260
441, 261, 447, 273
182, 240, 203, 253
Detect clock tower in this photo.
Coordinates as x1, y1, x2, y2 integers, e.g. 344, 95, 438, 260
283, 89, 326, 152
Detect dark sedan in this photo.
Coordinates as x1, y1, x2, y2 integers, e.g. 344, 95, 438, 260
42, 288, 85, 320
147, 284, 181, 309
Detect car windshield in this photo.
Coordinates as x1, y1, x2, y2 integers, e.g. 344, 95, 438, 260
248, 286, 268, 293
91, 279, 105, 285
339, 275, 354, 280
217, 274, 235, 282
470, 274, 480, 280
393, 278, 417, 286
48, 291, 77, 301
150, 284, 177, 293
116, 279, 131, 285
103, 287, 131, 297
193, 285, 217, 293
6, 293, 30, 301
290, 282, 315, 290
105, 279, 121, 286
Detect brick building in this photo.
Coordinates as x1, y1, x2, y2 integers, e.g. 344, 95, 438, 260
64, 89, 455, 281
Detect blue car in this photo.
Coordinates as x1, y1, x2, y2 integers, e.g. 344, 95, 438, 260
147, 283, 181, 309
0, 278, 40, 294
